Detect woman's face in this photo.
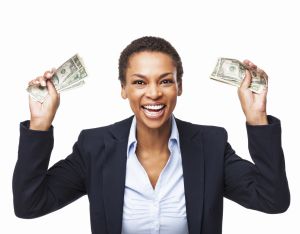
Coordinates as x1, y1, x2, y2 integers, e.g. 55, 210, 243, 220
121, 51, 182, 130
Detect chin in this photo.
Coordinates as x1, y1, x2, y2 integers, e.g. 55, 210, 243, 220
138, 113, 172, 130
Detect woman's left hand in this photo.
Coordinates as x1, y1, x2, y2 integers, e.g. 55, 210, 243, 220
238, 60, 268, 125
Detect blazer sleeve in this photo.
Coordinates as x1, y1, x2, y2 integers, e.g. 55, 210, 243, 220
13, 121, 87, 219
223, 115, 290, 213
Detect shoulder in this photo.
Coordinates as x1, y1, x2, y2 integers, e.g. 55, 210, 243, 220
175, 118, 228, 140
78, 116, 133, 142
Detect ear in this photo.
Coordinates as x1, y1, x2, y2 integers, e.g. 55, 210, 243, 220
177, 81, 182, 96
121, 84, 127, 99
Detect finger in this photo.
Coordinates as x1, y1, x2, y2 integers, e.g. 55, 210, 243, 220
262, 85, 268, 95
257, 68, 268, 78
256, 67, 264, 78
47, 80, 60, 105
243, 59, 251, 65
256, 67, 269, 86
243, 59, 257, 69
44, 69, 55, 79
46, 80, 58, 96
28, 76, 43, 86
240, 69, 252, 89
38, 76, 47, 87
28, 79, 36, 86
29, 68, 56, 86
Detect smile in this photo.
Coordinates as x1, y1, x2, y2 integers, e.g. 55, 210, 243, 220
142, 104, 166, 118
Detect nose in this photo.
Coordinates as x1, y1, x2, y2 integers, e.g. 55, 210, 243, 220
145, 84, 162, 99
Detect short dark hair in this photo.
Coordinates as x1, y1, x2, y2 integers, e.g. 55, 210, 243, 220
118, 36, 183, 85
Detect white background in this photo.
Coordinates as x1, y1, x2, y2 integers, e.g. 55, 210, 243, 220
0, 0, 299, 233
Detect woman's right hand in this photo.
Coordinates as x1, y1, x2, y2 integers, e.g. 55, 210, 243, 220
28, 70, 60, 131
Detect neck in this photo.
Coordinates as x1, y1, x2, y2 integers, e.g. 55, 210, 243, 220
136, 118, 172, 154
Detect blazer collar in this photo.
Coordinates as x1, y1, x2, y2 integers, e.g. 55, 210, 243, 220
108, 116, 134, 141
102, 116, 204, 234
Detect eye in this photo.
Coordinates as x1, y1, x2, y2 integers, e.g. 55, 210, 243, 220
132, 80, 146, 85
161, 79, 174, 85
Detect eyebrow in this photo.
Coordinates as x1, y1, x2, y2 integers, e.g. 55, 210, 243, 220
131, 72, 173, 79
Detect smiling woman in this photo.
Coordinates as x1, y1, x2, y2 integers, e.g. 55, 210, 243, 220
13, 36, 290, 234
121, 51, 181, 130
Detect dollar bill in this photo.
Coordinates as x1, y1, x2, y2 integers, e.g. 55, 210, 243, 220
210, 58, 267, 93
27, 54, 88, 103
59, 80, 85, 92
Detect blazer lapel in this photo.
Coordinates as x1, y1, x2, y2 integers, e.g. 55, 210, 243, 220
176, 119, 205, 234
102, 117, 205, 233
102, 117, 133, 234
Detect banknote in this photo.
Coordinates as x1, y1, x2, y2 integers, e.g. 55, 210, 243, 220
210, 58, 267, 93
27, 54, 88, 103
59, 80, 85, 92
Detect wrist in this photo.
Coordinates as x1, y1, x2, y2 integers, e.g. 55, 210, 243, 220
246, 113, 268, 125
29, 118, 52, 131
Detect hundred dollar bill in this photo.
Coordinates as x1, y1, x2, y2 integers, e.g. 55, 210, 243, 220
210, 58, 267, 93
27, 54, 88, 103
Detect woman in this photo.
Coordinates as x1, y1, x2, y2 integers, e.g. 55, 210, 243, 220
13, 36, 290, 234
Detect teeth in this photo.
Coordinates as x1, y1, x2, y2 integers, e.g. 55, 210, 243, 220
143, 104, 164, 110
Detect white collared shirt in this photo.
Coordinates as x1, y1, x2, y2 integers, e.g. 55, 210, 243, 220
122, 116, 188, 234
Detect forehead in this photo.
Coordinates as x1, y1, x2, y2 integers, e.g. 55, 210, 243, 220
127, 51, 175, 72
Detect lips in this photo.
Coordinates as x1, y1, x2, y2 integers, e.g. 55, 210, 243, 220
142, 104, 166, 119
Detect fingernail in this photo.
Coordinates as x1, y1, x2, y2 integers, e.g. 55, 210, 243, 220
41, 81, 46, 86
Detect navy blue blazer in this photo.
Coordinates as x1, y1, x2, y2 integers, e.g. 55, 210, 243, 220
13, 116, 290, 234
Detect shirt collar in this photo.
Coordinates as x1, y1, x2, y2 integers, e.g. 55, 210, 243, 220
126, 115, 180, 158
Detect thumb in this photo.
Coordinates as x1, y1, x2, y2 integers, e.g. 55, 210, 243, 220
240, 69, 251, 89
46, 80, 58, 96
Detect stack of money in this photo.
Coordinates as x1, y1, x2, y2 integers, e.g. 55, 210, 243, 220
27, 54, 88, 103
210, 57, 267, 93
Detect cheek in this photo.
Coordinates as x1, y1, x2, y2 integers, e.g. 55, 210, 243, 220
127, 91, 144, 109
170, 97, 178, 108
166, 89, 179, 103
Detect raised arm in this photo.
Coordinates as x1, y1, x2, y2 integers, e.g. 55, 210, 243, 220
224, 61, 290, 213
13, 70, 86, 218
